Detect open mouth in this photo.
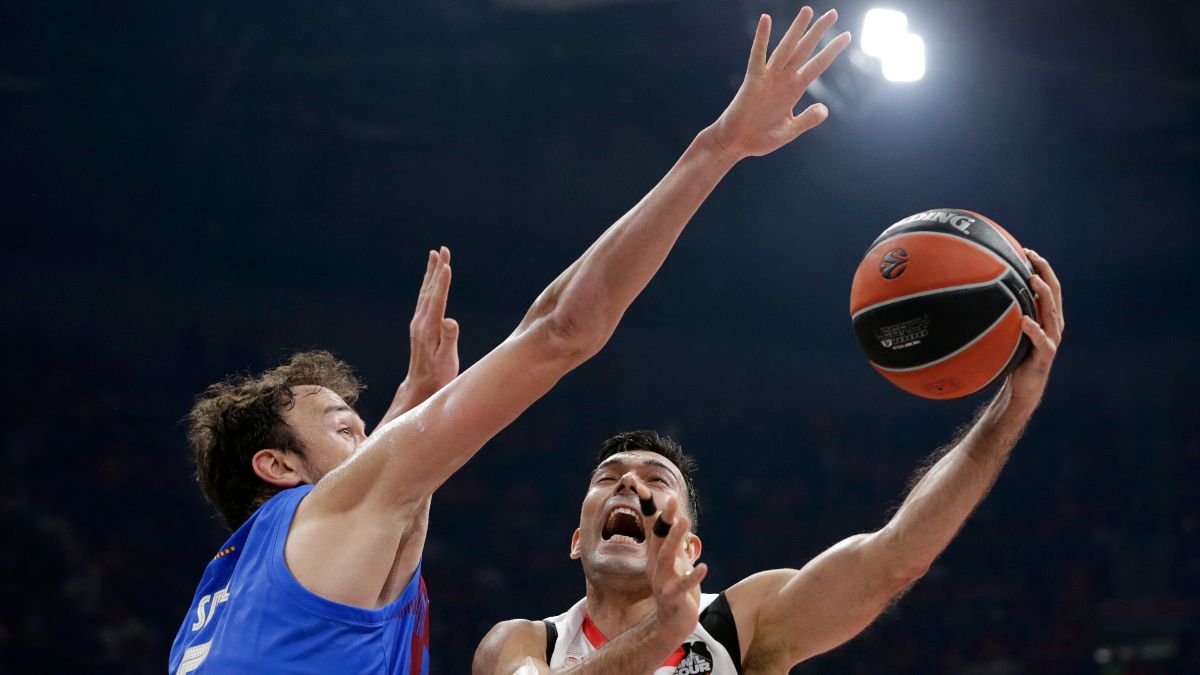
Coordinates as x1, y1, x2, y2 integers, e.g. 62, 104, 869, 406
602, 506, 646, 544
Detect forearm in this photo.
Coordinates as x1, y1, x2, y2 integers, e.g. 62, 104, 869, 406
516, 128, 738, 348
880, 389, 1033, 576
377, 379, 438, 431
554, 613, 678, 675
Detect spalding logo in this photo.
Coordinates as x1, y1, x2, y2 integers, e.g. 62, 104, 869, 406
880, 248, 909, 279
896, 210, 976, 234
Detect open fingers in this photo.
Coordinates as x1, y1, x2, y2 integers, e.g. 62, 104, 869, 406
643, 494, 672, 575
424, 257, 453, 332
414, 250, 439, 316
1030, 275, 1062, 343
766, 6, 814, 71
747, 14, 772, 76
795, 30, 851, 91
1020, 316, 1057, 371
653, 501, 690, 581
680, 562, 709, 592
1026, 249, 1063, 325
785, 8, 838, 72
634, 482, 657, 516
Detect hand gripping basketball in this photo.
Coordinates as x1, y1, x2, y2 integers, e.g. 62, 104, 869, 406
1006, 249, 1064, 413
636, 484, 708, 647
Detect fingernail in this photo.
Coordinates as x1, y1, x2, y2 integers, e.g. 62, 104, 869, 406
653, 516, 671, 537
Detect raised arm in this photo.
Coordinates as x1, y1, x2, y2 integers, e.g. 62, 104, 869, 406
287, 5, 850, 611
729, 251, 1065, 670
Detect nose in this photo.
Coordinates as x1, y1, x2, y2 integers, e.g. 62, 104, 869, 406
616, 472, 639, 493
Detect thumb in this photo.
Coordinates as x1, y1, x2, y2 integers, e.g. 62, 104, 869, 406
788, 102, 829, 140
440, 318, 460, 346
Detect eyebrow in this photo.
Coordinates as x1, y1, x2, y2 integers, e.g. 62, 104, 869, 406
593, 456, 680, 482
323, 404, 356, 416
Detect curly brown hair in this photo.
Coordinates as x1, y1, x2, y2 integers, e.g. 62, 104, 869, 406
186, 350, 363, 530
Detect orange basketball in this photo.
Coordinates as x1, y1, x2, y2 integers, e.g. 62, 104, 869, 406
849, 209, 1038, 399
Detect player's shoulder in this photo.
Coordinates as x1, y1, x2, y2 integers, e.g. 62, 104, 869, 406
473, 619, 547, 674
722, 570, 803, 647
477, 618, 546, 657
726, 568, 802, 604
483, 618, 545, 642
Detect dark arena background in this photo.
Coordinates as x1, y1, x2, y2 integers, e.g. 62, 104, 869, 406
3, 0, 1199, 673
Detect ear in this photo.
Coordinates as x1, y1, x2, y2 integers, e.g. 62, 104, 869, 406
569, 528, 582, 560
251, 448, 308, 488
686, 533, 703, 564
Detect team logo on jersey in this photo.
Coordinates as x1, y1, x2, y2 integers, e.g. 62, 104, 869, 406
673, 641, 713, 674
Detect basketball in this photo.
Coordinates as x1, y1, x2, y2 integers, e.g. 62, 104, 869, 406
849, 209, 1038, 399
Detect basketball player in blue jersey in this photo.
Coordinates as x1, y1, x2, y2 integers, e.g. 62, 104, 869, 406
473, 263, 1066, 671
170, 5, 853, 673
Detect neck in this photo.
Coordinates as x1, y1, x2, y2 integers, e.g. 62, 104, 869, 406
582, 575, 659, 640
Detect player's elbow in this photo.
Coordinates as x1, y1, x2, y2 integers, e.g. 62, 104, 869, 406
533, 308, 610, 364
870, 527, 932, 587
891, 558, 931, 587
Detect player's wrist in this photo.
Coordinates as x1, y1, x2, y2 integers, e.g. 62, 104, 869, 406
646, 606, 692, 652
696, 124, 746, 167
391, 377, 438, 412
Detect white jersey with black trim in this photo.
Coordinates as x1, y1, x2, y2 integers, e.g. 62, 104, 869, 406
542, 592, 742, 674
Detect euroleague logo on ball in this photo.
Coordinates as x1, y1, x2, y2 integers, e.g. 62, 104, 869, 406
880, 248, 909, 279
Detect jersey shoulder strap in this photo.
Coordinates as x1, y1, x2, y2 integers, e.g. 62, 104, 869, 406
542, 619, 558, 662
698, 591, 743, 675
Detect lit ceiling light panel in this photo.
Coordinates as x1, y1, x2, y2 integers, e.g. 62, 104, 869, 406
881, 33, 925, 82
861, 8, 908, 58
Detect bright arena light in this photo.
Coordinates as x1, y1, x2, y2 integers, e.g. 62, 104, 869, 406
861, 8, 908, 58
881, 33, 925, 82
861, 8, 925, 82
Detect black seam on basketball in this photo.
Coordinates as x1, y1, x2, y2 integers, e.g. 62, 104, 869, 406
851, 269, 1009, 320
873, 284, 1019, 373
975, 218, 1014, 263
870, 215, 983, 249
869, 230, 1014, 271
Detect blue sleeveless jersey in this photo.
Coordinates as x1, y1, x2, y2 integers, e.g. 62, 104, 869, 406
169, 485, 430, 674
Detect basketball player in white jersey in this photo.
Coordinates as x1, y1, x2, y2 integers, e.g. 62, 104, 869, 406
474, 247, 1064, 673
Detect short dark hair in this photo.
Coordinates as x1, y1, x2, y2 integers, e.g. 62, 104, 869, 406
186, 350, 362, 530
594, 430, 701, 530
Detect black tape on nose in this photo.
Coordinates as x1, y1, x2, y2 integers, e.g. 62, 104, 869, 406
639, 494, 657, 516
652, 516, 672, 538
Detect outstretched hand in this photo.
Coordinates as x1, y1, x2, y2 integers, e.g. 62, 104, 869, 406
1003, 250, 1064, 414
636, 484, 707, 648
376, 247, 461, 431
709, 7, 851, 159
407, 247, 461, 393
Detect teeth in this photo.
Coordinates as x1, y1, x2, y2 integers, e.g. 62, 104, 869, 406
602, 505, 648, 543
613, 507, 639, 520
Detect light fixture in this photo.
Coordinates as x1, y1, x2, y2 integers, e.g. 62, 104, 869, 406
861, 9, 908, 58
862, 8, 925, 82
881, 33, 925, 82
